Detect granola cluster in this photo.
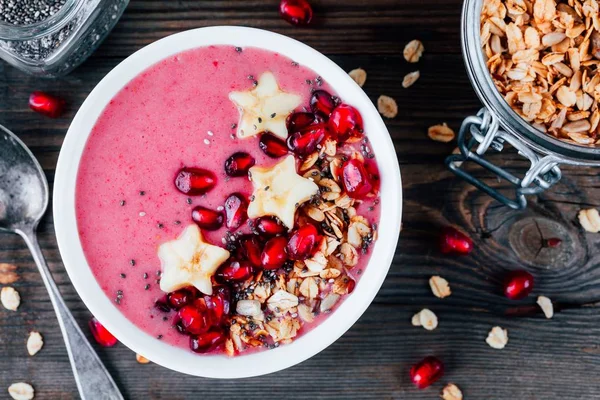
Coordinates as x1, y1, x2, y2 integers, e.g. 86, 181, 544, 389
225, 145, 378, 355
481, 0, 600, 145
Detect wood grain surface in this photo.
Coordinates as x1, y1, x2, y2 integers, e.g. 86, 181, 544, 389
1, 1, 599, 399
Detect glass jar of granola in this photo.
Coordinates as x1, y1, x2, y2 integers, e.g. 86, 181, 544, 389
0, 0, 129, 77
448, 0, 600, 209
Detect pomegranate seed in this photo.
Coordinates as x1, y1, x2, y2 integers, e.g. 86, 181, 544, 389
439, 226, 473, 255
224, 152, 255, 177
204, 286, 231, 325
287, 112, 318, 133
176, 304, 209, 335
310, 90, 336, 118
329, 104, 363, 141
544, 237, 562, 248
259, 133, 289, 158
287, 223, 319, 260
261, 236, 288, 270
191, 206, 224, 231
154, 297, 171, 312
239, 235, 264, 268
279, 0, 313, 26
29, 91, 65, 118
410, 356, 444, 389
503, 270, 534, 300
224, 193, 248, 230
190, 328, 226, 353
255, 216, 286, 237
89, 318, 118, 347
175, 167, 217, 196
167, 288, 193, 310
287, 124, 327, 155
346, 277, 356, 293
217, 259, 253, 282
341, 159, 373, 199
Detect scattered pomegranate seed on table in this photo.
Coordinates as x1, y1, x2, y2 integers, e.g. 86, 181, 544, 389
503, 270, 534, 300
89, 317, 118, 347
543, 237, 562, 248
439, 226, 473, 255
29, 91, 65, 118
410, 356, 444, 389
279, 0, 313, 26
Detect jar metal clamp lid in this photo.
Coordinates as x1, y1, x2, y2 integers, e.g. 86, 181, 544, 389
446, 0, 600, 209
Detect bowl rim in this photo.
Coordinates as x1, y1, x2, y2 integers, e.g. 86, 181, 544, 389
53, 26, 402, 379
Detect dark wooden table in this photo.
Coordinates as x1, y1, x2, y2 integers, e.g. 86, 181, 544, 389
1, 1, 600, 399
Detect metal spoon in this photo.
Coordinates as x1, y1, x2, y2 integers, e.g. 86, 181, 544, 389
0, 125, 123, 400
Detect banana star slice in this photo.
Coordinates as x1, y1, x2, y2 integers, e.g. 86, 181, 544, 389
248, 155, 319, 229
229, 71, 302, 140
158, 224, 230, 295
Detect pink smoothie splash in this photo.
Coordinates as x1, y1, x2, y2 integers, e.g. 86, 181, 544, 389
75, 45, 381, 352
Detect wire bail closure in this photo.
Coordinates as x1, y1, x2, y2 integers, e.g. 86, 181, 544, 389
445, 108, 562, 209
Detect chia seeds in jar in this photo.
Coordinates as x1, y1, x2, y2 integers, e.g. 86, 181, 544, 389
0, 0, 129, 77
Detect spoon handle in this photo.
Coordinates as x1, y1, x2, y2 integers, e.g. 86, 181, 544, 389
20, 229, 124, 400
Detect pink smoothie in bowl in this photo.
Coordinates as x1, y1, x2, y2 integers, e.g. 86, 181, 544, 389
76, 45, 381, 355
54, 26, 401, 378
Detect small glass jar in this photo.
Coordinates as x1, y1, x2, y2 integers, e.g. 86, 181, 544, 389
448, 0, 600, 209
0, 0, 129, 77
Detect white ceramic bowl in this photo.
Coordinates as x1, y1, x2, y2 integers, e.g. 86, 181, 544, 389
54, 26, 402, 378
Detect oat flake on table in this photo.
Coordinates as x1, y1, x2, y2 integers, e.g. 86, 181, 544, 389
428, 123, 456, 142
8, 382, 34, 400
348, 68, 367, 87
1, 286, 20, 311
403, 39, 425, 63
377, 95, 398, 118
0, 263, 18, 284
537, 295, 554, 319
441, 383, 463, 400
578, 208, 600, 232
486, 326, 508, 349
26, 331, 43, 356
402, 71, 420, 88
412, 308, 438, 331
429, 275, 452, 298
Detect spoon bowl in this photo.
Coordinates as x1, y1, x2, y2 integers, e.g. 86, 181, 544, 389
0, 124, 123, 399
0, 125, 48, 232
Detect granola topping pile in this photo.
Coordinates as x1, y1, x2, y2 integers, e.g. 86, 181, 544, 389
481, 0, 600, 145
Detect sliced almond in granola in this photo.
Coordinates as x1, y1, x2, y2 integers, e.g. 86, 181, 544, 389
348, 68, 367, 87
429, 276, 451, 298
402, 71, 420, 89
332, 275, 355, 295
297, 303, 315, 323
8, 383, 34, 400
428, 123, 455, 143
578, 208, 600, 232
305, 251, 328, 272
225, 339, 235, 357
26, 331, 43, 356
324, 237, 340, 256
404, 39, 424, 63
339, 242, 359, 267
299, 277, 319, 299
441, 383, 463, 400
300, 152, 319, 172
305, 205, 325, 222
347, 217, 371, 248
136, 353, 150, 364
319, 293, 340, 312
322, 138, 337, 156
1, 286, 20, 311
537, 295, 554, 319
0, 263, 18, 284
267, 290, 299, 313
486, 326, 508, 349
319, 268, 341, 279
318, 178, 341, 201
236, 299, 262, 317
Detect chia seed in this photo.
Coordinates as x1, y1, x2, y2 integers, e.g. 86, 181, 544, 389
143, 272, 148, 279
174, 220, 181, 225
139, 190, 145, 196
120, 273, 126, 278
129, 259, 135, 266
235, 47, 242, 53
144, 284, 150, 290
119, 200, 125, 206
0, 0, 66, 25
187, 198, 192, 205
